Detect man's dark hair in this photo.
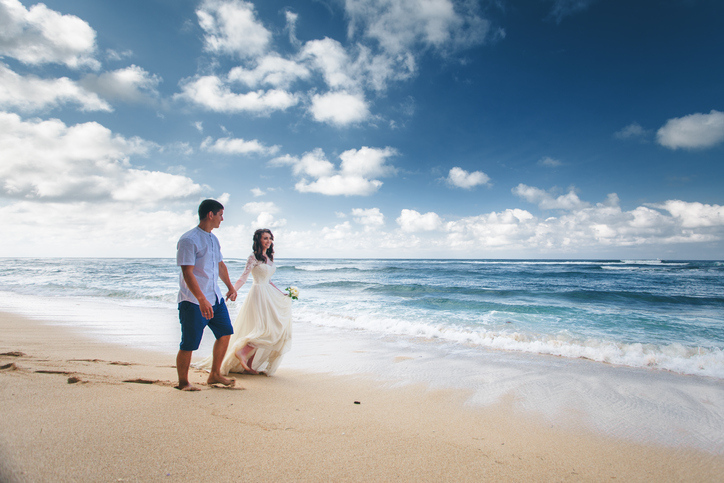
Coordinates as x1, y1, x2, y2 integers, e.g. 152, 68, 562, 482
198, 199, 224, 220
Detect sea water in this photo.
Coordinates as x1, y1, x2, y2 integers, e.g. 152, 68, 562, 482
1, 257, 723, 452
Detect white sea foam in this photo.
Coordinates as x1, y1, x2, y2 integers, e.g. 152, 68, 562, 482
294, 306, 724, 379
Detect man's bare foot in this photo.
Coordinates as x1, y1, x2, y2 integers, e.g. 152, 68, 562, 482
234, 346, 258, 374
175, 382, 201, 391
207, 373, 235, 386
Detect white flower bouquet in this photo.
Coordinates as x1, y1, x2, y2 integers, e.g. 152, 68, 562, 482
285, 286, 299, 300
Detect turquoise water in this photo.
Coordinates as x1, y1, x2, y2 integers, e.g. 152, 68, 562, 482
0, 257, 722, 378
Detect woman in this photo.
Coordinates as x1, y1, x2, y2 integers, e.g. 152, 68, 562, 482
193, 229, 292, 376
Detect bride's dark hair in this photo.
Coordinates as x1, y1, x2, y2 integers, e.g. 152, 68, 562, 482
252, 228, 274, 262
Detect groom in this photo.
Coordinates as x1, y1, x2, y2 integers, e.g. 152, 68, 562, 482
175, 199, 237, 391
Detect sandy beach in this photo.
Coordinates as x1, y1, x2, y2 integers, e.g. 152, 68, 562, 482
1, 311, 722, 482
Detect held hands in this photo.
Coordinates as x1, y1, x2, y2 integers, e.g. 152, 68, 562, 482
226, 288, 238, 302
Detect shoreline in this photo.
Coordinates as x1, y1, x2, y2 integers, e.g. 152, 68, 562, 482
1, 311, 723, 482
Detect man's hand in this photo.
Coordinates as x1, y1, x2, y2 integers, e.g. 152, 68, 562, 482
198, 297, 214, 320
226, 288, 237, 302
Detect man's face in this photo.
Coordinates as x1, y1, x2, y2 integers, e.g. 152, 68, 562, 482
210, 209, 224, 229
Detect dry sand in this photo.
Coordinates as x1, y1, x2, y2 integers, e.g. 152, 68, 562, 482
1, 311, 721, 482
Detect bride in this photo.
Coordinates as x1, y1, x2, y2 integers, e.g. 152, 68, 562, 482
193, 228, 292, 376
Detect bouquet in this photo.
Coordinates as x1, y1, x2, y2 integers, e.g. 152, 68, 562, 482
285, 286, 299, 300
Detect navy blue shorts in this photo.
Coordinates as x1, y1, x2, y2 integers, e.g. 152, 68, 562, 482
178, 298, 233, 351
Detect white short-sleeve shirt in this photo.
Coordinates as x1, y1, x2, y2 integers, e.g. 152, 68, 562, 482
176, 226, 224, 305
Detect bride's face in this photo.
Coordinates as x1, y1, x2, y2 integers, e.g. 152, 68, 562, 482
260, 232, 273, 250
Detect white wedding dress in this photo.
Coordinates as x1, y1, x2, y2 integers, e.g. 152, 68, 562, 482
193, 254, 292, 376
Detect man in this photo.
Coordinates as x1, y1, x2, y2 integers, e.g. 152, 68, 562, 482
175, 199, 237, 391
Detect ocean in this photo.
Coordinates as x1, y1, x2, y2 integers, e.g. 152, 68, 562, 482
1, 257, 721, 378
1, 257, 723, 452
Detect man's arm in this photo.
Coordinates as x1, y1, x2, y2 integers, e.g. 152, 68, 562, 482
181, 265, 214, 319
219, 261, 237, 302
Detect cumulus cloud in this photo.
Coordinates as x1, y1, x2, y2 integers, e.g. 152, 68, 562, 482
397, 209, 443, 232
0, 63, 111, 112
200, 136, 279, 156
512, 184, 589, 211
0, 200, 199, 257
178, 0, 495, 126
0, 112, 201, 203
79, 65, 161, 104
271, 189, 724, 258
651, 200, 724, 228
270, 146, 397, 196
175, 75, 299, 114
301, 38, 358, 90
656, 110, 724, 149
196, 0, 271, 58
352, 207, 385, 228
446, 166, 490, 189
309, 91, 370, 126
243, 201, 278, 214
0, 0, 99, 69
227, 54, 310, 88
271, 146, 397, 196
251, 188, 265, 197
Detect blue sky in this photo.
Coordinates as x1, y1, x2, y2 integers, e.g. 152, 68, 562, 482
1, 0, 723, 259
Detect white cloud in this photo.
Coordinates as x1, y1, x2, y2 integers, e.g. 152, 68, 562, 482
614, 122, 648, 140
176, 75, 299, 114
309, 91, 370, 126
0, 0, 99, 69
296, 175, 382, 196
300, 35, 414, 93
652, 200, 724, 228
512, 184, 589, 211
80, 65, 161, 103
446, 166, 490, 189
397, 209, 443, 232
546, 0, 599, 24
340, 146, 398, 178
251, 211, 286, 229
0, 111, 201, 203
0, 63, 111, 112
251, 187, 265, 197
0, 200, 198, 257
656, 110, 724, 149
243, 201, 278, 214
301, 38, 357, 91
200, 136, 279, 156
352, 207, 385, 228
537, 156, 562, 167
227, 54, 310, 88
196, 0, 271, 58
272, 146, 397, 196
344, 0, 490, 55
285, 10, 301, 48
270, 149, 335, 178
444, 209, 537, 248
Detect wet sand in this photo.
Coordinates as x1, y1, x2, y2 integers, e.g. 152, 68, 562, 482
1, 311, 721, 482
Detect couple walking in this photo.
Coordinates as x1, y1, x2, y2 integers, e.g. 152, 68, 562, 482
175, 199, 292, 391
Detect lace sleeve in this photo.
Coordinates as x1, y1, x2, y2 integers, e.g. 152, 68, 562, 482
234, 254, 257, 290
